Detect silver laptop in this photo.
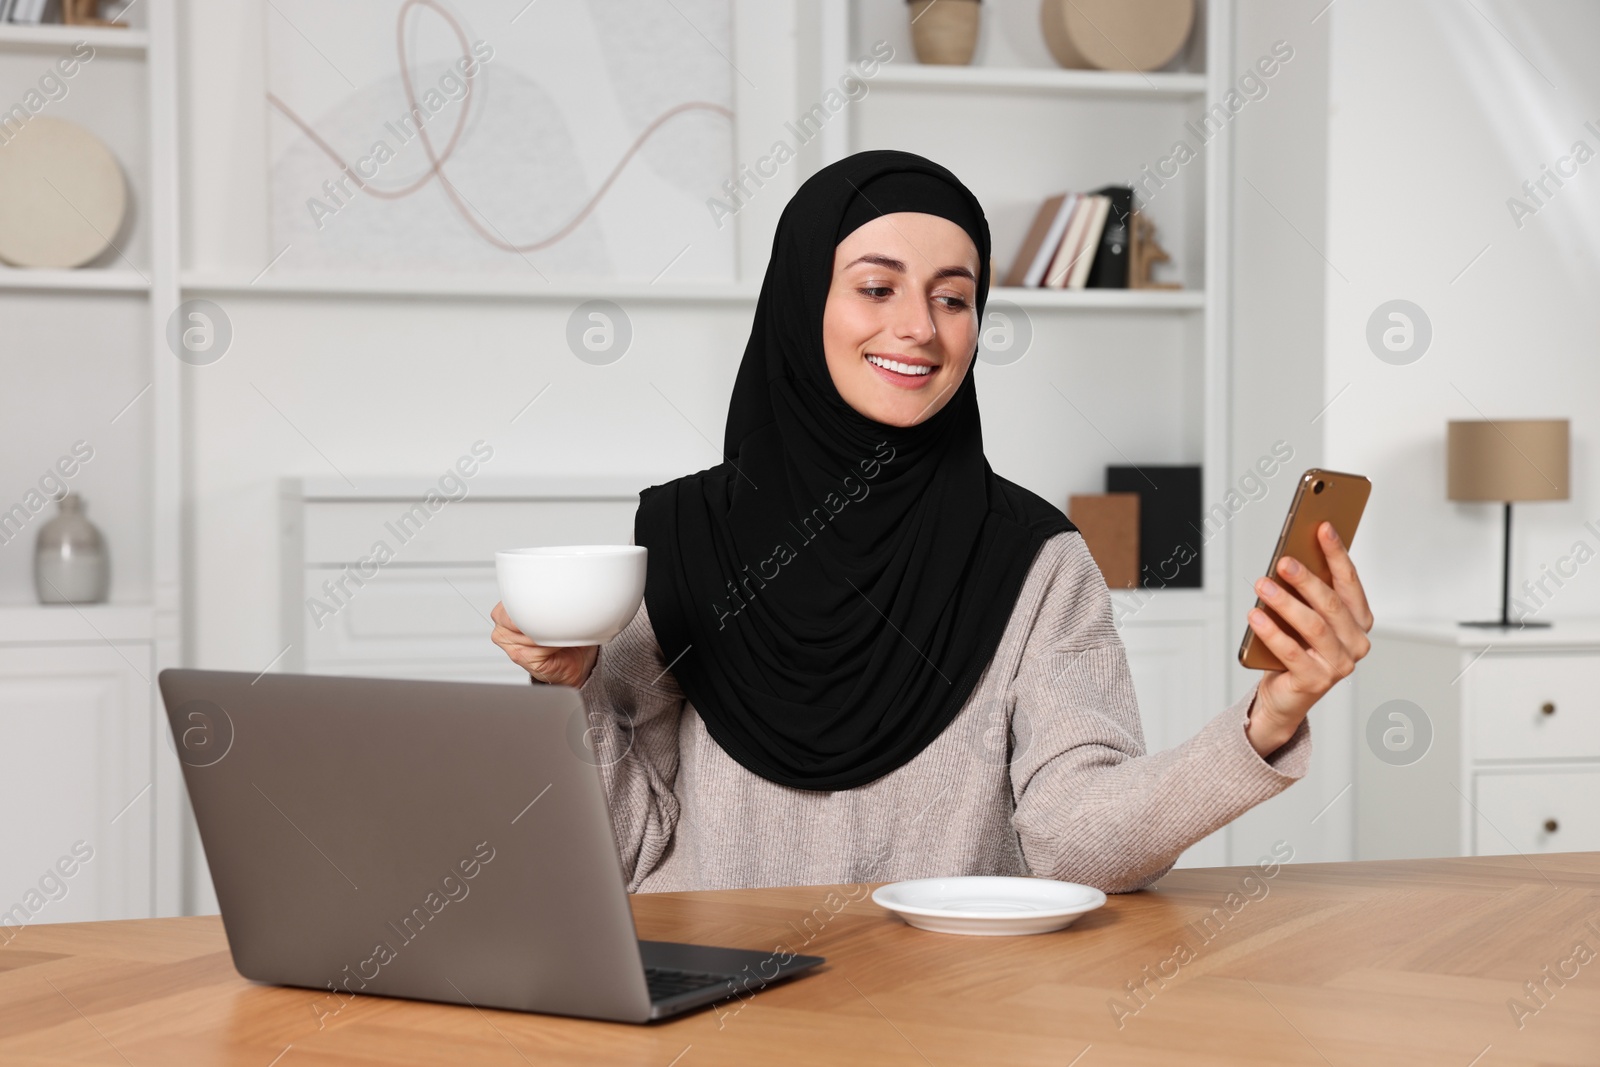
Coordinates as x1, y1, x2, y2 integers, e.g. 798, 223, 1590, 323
157, 668, 824, 1024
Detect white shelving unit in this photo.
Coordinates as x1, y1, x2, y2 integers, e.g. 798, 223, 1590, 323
0, 23, 148, 54
180, 271, 764, 304
815, 0, 1234, 865
994, 285, 1205, 311
0, 266, 150, 291
870, 63, 1208, 98
0, 4, 184, 917
1, 0, 1243, 912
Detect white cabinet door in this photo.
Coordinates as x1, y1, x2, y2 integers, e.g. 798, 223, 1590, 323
0, 644, 154, 931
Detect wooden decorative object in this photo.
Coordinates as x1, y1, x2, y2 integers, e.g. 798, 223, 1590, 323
1041, 0, 1194, 72
0, 117, 127, 269
1068, 493, 1140, 588
907, 0, 981, 66
1129, 211, 1180, 290
62, 0, 128, 27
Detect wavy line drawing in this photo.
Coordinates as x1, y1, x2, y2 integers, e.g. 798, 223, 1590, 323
267, 0, 734, 255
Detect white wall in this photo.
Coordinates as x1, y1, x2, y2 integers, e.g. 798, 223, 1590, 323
1324, 0, 1600, 627
1220, 0, 1600, 868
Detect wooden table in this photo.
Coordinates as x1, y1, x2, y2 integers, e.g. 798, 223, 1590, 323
2, 853, 1597, 1066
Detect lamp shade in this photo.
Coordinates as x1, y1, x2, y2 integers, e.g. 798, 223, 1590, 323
1447, 419, 1570, 502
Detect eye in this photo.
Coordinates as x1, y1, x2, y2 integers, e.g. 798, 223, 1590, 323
857, 286, 893, 299
936, 295, 969, 310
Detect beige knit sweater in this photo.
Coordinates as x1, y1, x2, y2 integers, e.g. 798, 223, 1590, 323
576, 530, 1312, 894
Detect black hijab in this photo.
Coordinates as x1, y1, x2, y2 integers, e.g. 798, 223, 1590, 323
634, 149, 1076, 791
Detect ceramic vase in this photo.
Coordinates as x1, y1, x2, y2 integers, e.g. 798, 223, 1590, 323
34, 492, 110, 604
908, 0, 981, 65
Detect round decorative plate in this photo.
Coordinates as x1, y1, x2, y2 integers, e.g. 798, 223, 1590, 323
0, 116, 126, 268
872, 876, 1108, 936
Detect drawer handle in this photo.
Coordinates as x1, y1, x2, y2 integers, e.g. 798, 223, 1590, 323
1543, 818, 1559, 833
1540, 702, 1556, 716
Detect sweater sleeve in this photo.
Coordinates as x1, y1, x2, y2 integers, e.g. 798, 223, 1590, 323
1008, 533, 1313, 893
576, 600, 687, 890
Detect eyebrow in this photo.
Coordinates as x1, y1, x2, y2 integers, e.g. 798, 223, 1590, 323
843, 253, 976, 284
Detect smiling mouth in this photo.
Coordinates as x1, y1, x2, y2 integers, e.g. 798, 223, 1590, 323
865, 353, 936, 377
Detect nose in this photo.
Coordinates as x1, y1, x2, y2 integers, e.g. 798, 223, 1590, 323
890, 295, 936, 347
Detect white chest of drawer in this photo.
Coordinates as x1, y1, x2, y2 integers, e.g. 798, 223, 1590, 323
279, 477, 653, 684
1354, 621, 1600, 860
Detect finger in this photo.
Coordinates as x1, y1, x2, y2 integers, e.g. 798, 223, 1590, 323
1318, 522, 1374, 630
1247, 607, 1315, 678
506, 643, 553, 675
1255, 574, 1354, 678
1281, 542, 1372, 664
490, 602, 527, 635
492, 624, 540, 650
1273, 555, 1364, 653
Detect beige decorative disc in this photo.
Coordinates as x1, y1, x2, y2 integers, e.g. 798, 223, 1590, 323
1041, 0, 1196, 72
0, 116, 127, 269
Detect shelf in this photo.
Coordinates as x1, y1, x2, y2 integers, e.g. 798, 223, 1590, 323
0, 268, 150, 292
0, 24, 148, 55
0, 603, 155, 644
294, 474, 678, 501
992, 287, 1203, 311
181, 272, 761, 304
873, 65, 1207, 99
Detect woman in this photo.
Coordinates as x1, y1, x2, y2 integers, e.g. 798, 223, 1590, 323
491, 150, 1373, 894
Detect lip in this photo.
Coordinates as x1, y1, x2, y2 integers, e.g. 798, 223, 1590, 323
864, 352, 940, 389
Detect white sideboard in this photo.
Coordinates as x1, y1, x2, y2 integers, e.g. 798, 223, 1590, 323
279, 478, 650, 685
1354, 620, 1600, 860
0, 609, 169, 934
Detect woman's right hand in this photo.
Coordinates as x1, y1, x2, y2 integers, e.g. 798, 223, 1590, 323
491, 602, 600, 688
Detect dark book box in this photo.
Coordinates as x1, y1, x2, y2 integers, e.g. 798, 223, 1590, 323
1085, 185, 1133, 289
1106, 465, 1203, 589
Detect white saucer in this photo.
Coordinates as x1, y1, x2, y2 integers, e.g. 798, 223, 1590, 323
871, 876, 1107, 936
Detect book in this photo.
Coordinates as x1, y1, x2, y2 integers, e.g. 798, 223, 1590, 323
1004, 192, 1076, 288
1041, 197, 1089, 288
10, 0, 48, 23
1106, 465, 1203, 589
1068, 493, 1140, 588
1085, 185, 1134, 289
1065, 195, 1111, 289
1044, 194, 1106, 288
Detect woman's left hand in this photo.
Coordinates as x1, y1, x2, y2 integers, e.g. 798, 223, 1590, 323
1244, 521, 1374, 757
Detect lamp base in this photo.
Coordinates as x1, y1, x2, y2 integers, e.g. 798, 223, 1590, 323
1459, 619, 1552, 629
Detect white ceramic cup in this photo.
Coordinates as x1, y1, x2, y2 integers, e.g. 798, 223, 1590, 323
494, 545, 647, 646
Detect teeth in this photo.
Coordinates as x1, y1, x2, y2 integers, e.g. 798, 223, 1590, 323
865, 354, 933, 376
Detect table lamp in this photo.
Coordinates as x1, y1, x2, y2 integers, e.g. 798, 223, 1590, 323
1447, 418, 1570, 628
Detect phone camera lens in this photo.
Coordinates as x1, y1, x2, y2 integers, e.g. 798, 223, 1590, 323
1313, 480, 1326, 494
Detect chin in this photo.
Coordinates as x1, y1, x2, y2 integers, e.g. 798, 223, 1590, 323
862, 398, 929, 428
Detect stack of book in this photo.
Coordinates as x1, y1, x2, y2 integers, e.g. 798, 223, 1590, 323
1003, 185, 1135, 290
1, 0, 50, 23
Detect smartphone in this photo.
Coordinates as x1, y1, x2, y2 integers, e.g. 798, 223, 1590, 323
1238, 468, 1372, 672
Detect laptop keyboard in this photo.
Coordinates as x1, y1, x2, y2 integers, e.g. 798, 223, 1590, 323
645, 966, 734, 1001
